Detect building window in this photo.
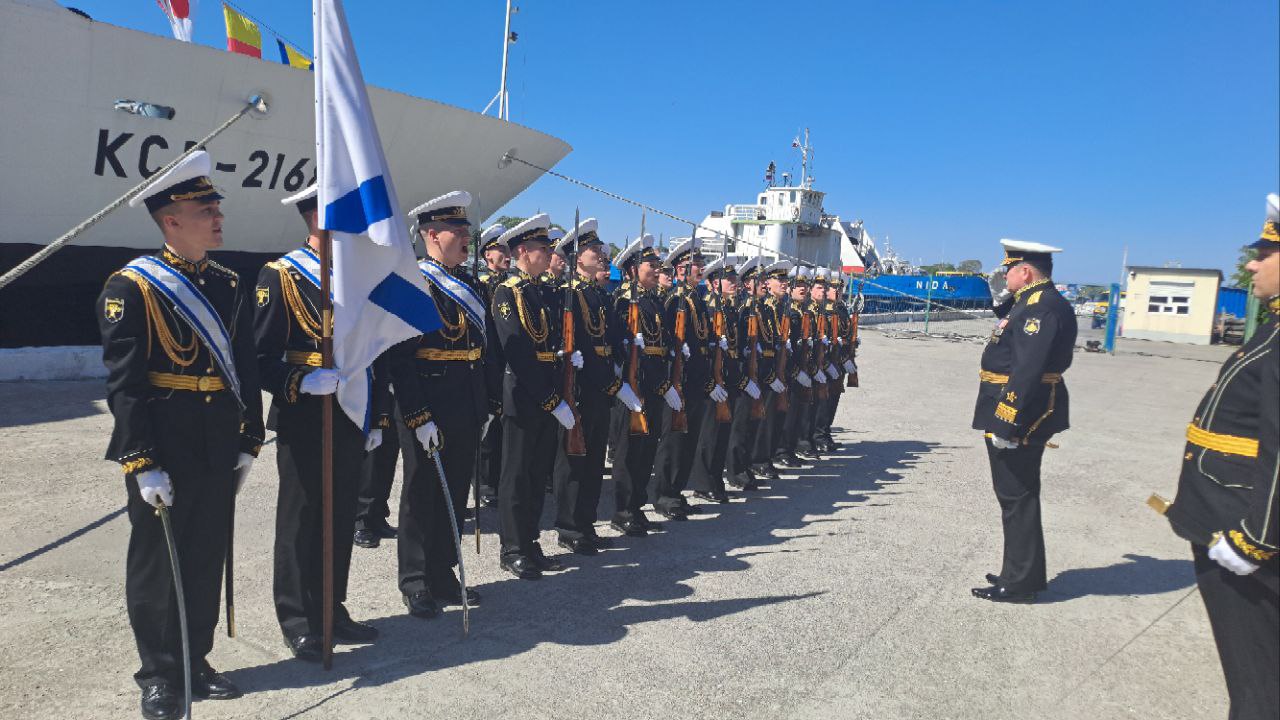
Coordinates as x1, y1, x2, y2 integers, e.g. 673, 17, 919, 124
790, 191, 796, 203
757, 225, 765, 236
1147, 281, 1193, 315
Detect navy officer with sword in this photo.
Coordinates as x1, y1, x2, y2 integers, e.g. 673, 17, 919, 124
97, 150, 264, 720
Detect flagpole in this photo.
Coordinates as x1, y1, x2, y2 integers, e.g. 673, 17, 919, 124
318, 228, 335, 671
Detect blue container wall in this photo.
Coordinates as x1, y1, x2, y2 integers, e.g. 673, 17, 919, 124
1217, 286, 1248, 318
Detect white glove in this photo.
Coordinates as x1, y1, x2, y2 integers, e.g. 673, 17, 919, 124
681, 343, 691, 359
480, 412, 497, 437
615, 382, 643, 412
836, 336, 844, 346
718, 336, 729, 351
744, 380, 761, 400
821, 336, 831, 346
1208, 533, 1260, 576
415, 421, 441, 453
135, 468, 174, 507
364, 429, 383, 453
755, 342, 764, 355
614, 363, 623, 378
827, 363, 839, 378
633, 333, 645, 350
796, 371, 812, 388
814, 370, 827, 384
710, 385, 729, 403
233, 452, 254, 494
989, 435, 1019, 450
663, 386, 684, 412
770, 378, 786, 394
551, 400, 577, 430
300, 368, 340, 396
844, 359, 857, 374
570, 350, 584, 369
786, 339, 793, 351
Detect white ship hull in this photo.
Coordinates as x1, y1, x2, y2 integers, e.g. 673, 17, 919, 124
0, 0, 570, 346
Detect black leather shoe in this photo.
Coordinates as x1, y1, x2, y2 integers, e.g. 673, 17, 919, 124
971, 585, 1038, 603
353, 528, 380, 549
140, 682, 181, 720
558, 536, 598, 555
191, 664, 241, 700
284, 633, 323, 662
501, 556, 542, 579
653, 506, 688, 521
775, 453, 803, 468
751, 463, 780, 480
402, 591, 440, 618
609, 519, 646, 537
583, 533, 613, 549
985, 573, 1001, 585
480, 492, 498, 508
532, 552, 564, 571
333, 615, 379, 644
435, 587, 482, 606
637, 514, 665, 531
368, 517, 397, 539
692, 490, 730, 504
727, 473, 748, 489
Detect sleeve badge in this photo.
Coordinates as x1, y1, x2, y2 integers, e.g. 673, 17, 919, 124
1023, 318, 1041, 335
498, 301, 512, 320
104, 297, 125, 323
256, 286, 270, 307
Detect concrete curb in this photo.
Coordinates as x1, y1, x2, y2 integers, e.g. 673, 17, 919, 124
0, 346, 106, 381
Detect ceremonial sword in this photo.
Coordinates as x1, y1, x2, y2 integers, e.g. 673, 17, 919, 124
156, 502, 193, 719
429, 450, 471, 636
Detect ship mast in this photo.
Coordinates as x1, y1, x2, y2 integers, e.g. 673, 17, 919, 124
483, 1, 518, 121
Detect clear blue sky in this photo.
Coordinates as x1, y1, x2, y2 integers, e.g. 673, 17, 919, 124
76, 1, 1278, 283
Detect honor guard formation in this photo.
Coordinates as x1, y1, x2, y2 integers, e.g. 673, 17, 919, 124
92, 150, 1277, 720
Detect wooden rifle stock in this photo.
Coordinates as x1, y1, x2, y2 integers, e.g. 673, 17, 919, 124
562, 293, 586, 456
776, 313, 790, 412
815, 313, 828, 400
627, 302, 648, 434
847, 310, 860, 388
712, 309, 731, 423
670, 306, 688, 432
747, 314, 764, 419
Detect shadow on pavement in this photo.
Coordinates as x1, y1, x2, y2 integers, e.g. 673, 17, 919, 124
226, 438, 940, 715
0, 379, 107, 428
1039, 553, 1194, 604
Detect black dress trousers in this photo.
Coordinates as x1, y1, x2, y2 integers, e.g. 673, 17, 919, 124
1192, 544, 1279, 720
498, 407, 557, 560
728, 392, 762, 476
689, 394, 734, 496
754, 388, 784, 465
610, 399, 664, 522
553, 392, 612, 540
985, 438, 1047, 592
651, 391, 709, 511
273, 396, 364, 639
356, 400, 402, 531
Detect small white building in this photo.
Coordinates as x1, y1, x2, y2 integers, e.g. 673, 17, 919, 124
1121, 266, 1223, 345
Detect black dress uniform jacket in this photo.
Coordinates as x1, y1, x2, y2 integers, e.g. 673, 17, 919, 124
98, 246, 264, 687
972, 279, 1077, 442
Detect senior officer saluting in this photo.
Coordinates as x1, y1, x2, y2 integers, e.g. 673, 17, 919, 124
1160, 193, 1279, 720
971, 239, 1076, 603
98, 150, 264, 719
492, 214, 581, 578
255, 185, 380, 659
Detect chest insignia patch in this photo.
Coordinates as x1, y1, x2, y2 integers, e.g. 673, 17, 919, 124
1023, 318, 1041, 335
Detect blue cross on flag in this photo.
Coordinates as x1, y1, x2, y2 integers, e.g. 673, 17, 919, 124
314, 0, 442, 431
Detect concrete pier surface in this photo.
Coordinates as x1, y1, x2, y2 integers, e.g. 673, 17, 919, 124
0, 327, 1234, 719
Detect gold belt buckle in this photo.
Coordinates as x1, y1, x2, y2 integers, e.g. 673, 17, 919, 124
196, 376, 216, 391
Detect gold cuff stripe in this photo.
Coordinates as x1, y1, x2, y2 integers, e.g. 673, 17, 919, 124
121, 456, 155, 475
403, 409, 433, 430
285, 351, 324, 367
149, 372, 225, 392
1186, 424, 1259, 458
1228, 529, 1277, 561
995, 402, 1018, 423
415, 347, 482, 362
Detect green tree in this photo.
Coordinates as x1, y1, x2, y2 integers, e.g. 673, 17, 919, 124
1230, 248, 1255, 289
957, 259, 983, 273
918, 262, 956, 275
